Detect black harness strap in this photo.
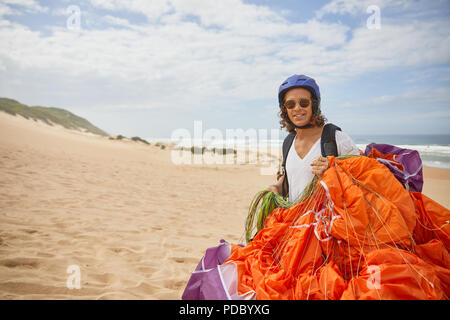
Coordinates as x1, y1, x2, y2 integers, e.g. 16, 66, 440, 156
321, 123, 341, 158
280, 123, 342, 198
281, 132, 295, 198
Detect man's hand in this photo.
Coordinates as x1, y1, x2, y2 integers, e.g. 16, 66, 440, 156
265, 175, 284, 195
266, 185, 280, 194
311, 156, 329, 178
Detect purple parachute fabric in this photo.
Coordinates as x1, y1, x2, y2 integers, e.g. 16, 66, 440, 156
364, 143, 423, 192
182, 239, 233, 300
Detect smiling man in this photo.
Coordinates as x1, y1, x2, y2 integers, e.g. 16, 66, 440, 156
267, 74, 360, 203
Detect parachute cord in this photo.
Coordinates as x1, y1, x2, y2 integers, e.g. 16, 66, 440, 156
336, 161, 415, 249
415, 218, 449, 231
334, 161, 436, 291
324, 241, 330, 300
335, 161, 414, 249
331, 161, 384, 299
355, 229, 368, 277
312, 237, 331, 299
273, 185, 324, 268
343, 193, 356, 297
292, 219, 315, 278
415, 217, 449, 232
409, 194, 446, 255
306, 233, 321, 301
368, 222, 380, 250
332, 162, 369, 252
253, 187, 319, 273
244, 174, 319, 244
276, 189, 322, 269
248, 156, 349, 263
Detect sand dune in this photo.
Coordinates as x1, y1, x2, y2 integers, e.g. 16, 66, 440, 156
0, 111, 448, 299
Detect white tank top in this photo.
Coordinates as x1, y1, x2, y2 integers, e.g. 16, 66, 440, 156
286, 130, 360, 203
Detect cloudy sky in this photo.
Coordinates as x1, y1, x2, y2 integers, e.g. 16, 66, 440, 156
0, 0, 449, 139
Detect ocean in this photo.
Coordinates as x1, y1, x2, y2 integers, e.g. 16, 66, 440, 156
352, 134, 450, 170
150, 134, 450, 170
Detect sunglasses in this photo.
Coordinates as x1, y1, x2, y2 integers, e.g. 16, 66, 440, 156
284, 98, 312, 109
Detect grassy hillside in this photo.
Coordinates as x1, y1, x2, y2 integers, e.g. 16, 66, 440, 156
0, 98, 109, 137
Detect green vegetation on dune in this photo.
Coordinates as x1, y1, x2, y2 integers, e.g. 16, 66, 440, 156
0, 97, 109, 137
131, 136, 150, 145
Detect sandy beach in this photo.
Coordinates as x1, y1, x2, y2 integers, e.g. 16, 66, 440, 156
0, 111, 448, 300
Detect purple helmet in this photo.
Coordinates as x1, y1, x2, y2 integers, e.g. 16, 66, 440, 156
278, 74, 321, 106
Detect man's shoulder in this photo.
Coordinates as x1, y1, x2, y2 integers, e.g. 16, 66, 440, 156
334, 129, 360, 156
334, 129, 353, 141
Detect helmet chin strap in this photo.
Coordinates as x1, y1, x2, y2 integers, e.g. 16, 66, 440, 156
288, 118, 314, 130
293, 123, 313, 129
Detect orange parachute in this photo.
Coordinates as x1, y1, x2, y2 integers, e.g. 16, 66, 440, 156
224, 156, 450, 300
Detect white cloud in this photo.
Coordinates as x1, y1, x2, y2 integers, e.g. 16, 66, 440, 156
51, 7, 70, 17
89, 0, 173, 20
338, 20, 450, 75
2, 0, 48, 13
0, 3, 15, 17
0, 0, 449, 116
338, 86, 450, 109
315, 0, 407, 18
103, 15, 132, 28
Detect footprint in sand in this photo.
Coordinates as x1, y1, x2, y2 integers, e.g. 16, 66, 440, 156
164, 279, 186, 290
0, 258, 40, 269
88, 272, 121, 287
21, 229, 38, 234
136, 265, 158, 274
170, 256, 199, 264
36, 252, 55, 258
109, 246, 146, 255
